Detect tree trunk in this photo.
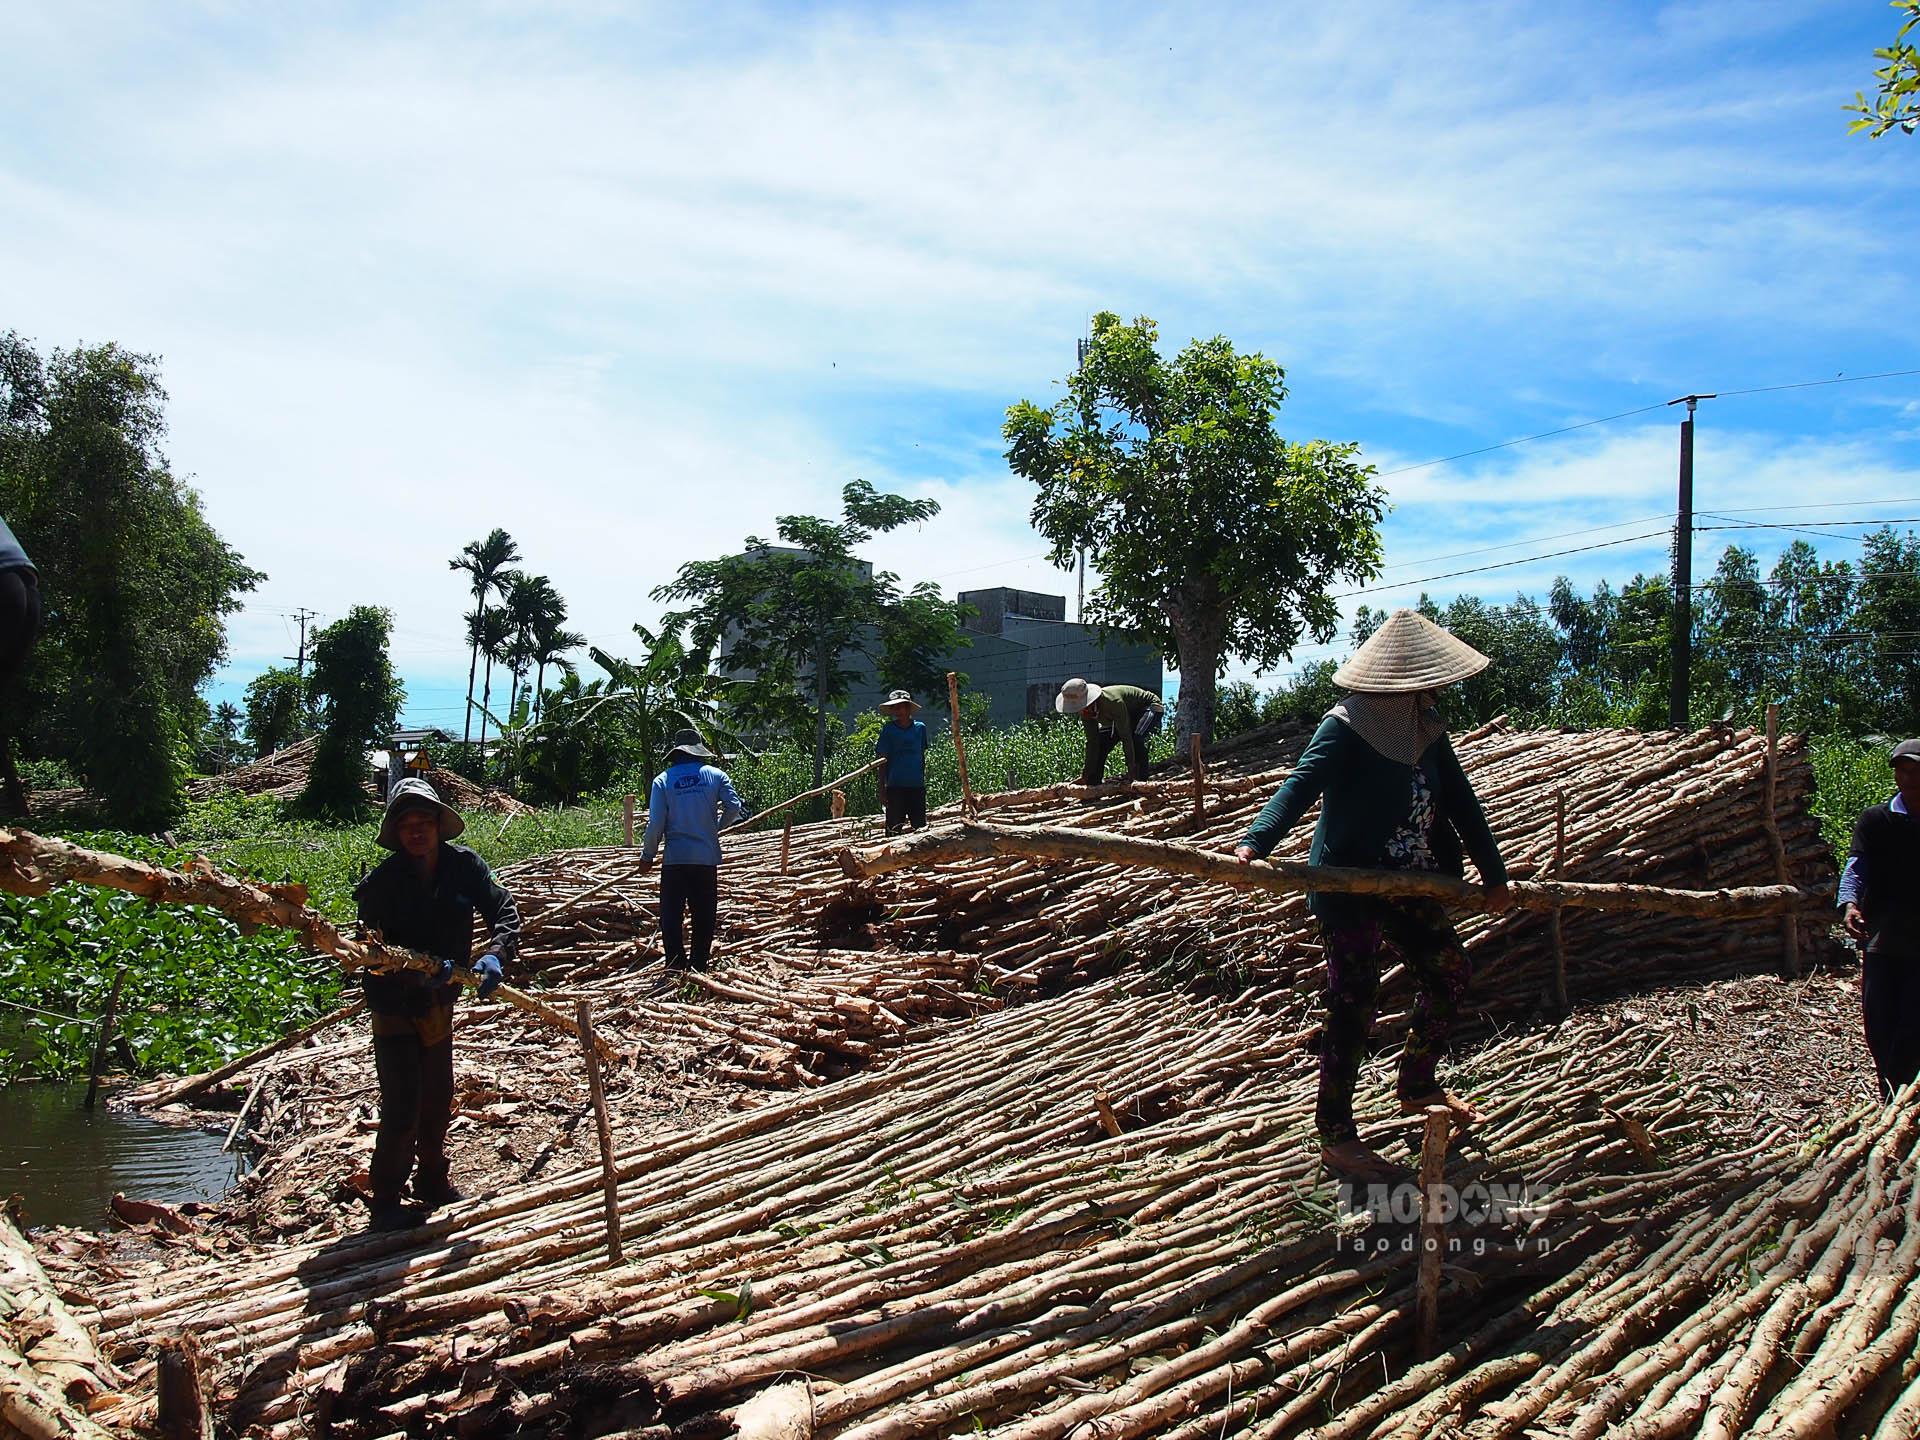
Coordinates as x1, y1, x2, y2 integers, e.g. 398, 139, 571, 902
1169, 615, 1224, 754
535, 660, 548, 721
478, 653, 494, 752
812, 638, 830, 788
463, 599, 483, 744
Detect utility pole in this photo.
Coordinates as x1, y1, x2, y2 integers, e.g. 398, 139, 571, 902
285, 608, 318, 681
1075, 335, 1090, 623
1665, 395, 1715, 728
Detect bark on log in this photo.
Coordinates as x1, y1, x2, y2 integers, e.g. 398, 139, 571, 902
1416, 1104, 1452, 1358
154, 1334, 213, 1440
576, 1000, 623, 1266
0, 1213, 120, 1408
838, 822, 1829, 919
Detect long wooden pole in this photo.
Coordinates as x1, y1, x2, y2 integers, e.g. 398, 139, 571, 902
1415, 1105, 1451, 1358
83, 966, 126, 1110
0, 828, 615, 1065
622, 793, 635, 848
1189, 734, 1205, 821
1764, 703, 1802, 979
1548, 790, 1570, 1015
947, 671, 976, 818
141, 1001, 366, 1109
838, 822, 1827, 920
575, 1000, 623, 1265
720, 760, 883, 836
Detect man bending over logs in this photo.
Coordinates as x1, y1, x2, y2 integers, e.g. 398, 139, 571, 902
1234, 610, 1512, 1184
639, 729, 746, 970
354, 778, 518, 1230
1839, 738, 1920, 1101
1058, 677, 1165, 786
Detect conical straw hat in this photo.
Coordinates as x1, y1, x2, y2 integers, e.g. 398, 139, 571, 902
1331, 609, 1490, 693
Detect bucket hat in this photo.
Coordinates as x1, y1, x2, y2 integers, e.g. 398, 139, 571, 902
1891, 738, 1920, 766
1331, 610, 1490, 694
377, 776, 465, 850
1055, 677, 1103, 713
667, 728, 717, 764
879, 690, 921, 714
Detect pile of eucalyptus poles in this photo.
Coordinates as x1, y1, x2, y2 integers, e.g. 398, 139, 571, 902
71, 985, 1776, 1440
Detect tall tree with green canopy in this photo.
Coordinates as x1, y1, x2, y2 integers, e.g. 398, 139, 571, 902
298, 606, 403, 819
655, 480, 964, 784
242, 665, 308, 757
449, 529, 521, 744
1004, 312, 1386, 746
0, 332, 261, 826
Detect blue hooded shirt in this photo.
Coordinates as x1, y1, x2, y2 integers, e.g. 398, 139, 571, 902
641, 761, 747, 867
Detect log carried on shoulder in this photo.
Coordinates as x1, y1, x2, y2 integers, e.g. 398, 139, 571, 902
838, 821, 1831, 919
0, 828, 617, 1065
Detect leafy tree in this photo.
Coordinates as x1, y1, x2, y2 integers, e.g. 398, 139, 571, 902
1211, 680, 1262, 739
1848, 0, 1920, 137
530, 616, 584, 719
500, 573, 563, 725
1853, 527, 1920, 734
0, 332, 260, 827
298, 606, 402, 819
1004, 311, 1385, 747
196, 701, 244, 772
655, 480, 966, 783
242, 665, 308, 756
450, 530, 521, 744
1259, 659, 1343, 728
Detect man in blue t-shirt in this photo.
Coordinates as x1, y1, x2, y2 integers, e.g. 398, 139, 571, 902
0, 513, 40, 818
875, 690, 930, 835
638, 730, 746, 969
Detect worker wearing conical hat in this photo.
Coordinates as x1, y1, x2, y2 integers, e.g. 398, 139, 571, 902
1234, 610, 1512, 1183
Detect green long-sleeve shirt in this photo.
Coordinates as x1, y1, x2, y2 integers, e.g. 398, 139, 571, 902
1242, 714, 1507, 925
1081, 683, 1160, 739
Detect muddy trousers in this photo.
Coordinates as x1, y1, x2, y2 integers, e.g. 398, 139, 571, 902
1862, 949, 1920, 1102
660, 863, 719, 969
369, 1007, 455, 1206
1315, 899, 1472, 1144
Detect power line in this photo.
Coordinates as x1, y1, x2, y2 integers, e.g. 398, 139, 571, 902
1331, 529, 1674, 600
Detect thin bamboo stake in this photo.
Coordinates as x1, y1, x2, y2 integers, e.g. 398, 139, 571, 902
82, 966, 126, 1110
622, 792, 635, 847
948, 671, 976, 818
576, 999, 622, 1266
1189, 734, 1205, 821
221, 1071, 267, 1152
1416, 1104, 1452, 1358
839, 822, 1829, 919
781, 816, 794, 877
723, 760, 884, 836
1764, 704, 1802, 979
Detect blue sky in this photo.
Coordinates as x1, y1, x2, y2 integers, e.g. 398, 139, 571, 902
3, 1, 1917, 727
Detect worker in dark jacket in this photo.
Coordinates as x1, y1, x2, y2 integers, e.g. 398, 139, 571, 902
638, 730, 746, 970
1234, 610, 1511, 1183
1058, 677, 1164, 785
353, 778, 518, 1230
1839, 738, 1920, 1101
0, 514, 40, 818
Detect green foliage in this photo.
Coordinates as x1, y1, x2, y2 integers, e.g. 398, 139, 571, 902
0, 828, 339, 1083
655, 479, 968, 782
299, 606, 402, 820
1847, 0, 1920, 136
1809, 735, 1893, 860
242, 665, 309, 757
195, 701, 245, 773
1004, 311, 1386, 746
0, 332, 261, 827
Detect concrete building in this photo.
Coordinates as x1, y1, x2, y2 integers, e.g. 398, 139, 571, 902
841, 587, 1163, 728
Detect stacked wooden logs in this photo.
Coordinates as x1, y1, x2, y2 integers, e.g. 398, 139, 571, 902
64, 983, 1886, 1440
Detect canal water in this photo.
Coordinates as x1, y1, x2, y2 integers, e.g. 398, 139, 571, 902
0, 1083, 246, 1230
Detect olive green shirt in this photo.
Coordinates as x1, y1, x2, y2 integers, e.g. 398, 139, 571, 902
1081, 683, 1160, 738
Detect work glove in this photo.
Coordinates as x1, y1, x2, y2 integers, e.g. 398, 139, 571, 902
472, 954, 504, 1000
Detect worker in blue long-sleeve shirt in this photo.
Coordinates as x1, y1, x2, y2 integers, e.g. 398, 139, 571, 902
638, 729, 746, 970
1838, 737, 1920, 1100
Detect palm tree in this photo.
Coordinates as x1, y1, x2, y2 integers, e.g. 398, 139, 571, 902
501, 573, 565, 721
449, 530, 521, 744
475, 607, 515, 752
531, 618, 586, 719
